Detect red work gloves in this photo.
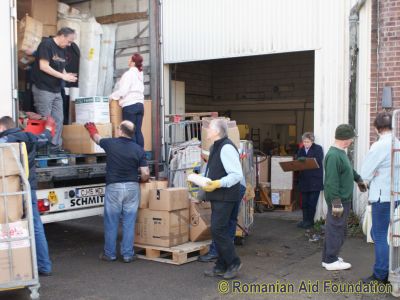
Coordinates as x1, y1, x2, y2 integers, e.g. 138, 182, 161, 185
84, 122, 99, 138
45, 116, 56, 137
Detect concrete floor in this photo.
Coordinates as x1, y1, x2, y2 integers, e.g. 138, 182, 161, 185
0, 211, 396, 300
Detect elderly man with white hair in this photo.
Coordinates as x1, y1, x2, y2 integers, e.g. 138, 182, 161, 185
85, 120, 150, 263
202, 118, 244, 280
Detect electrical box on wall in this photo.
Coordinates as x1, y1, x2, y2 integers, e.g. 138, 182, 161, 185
382, 86, 392, 108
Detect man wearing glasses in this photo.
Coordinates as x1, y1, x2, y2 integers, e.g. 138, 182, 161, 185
31, 27, 78, 154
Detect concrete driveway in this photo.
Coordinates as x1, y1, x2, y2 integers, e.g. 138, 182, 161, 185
0, 211, 395, 300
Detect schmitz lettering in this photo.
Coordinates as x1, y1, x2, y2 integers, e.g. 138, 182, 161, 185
70, 195, 104, 207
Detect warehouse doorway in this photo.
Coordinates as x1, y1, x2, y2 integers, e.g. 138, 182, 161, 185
168, 51, 315, 156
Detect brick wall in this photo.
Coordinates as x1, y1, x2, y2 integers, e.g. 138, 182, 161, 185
370, 0, 400, 141
212, 51, 314, 102
173, 51, 314, 105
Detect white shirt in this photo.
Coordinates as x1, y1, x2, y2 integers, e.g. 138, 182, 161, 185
361, 132, 400, 202
110, 67, 144, 107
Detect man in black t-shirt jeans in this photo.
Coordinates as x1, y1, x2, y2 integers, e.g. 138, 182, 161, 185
84, 120, 150, 263
31, 27, 78, 153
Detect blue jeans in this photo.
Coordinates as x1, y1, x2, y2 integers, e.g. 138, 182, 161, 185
208, 185, 245, 256
122, 103, 144, 148
31, 189, 52, 273
371, 201, 390, 280
104, 182, 140, 259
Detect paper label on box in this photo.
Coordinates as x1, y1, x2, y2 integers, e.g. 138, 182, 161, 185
0, 221, 30, 250
271, 192, 280, 205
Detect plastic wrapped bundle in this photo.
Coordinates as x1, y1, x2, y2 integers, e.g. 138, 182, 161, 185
97, 24, 117, 96
79, 17, 103, 97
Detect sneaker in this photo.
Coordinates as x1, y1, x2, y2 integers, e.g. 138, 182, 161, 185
362, 274, 388, 284
122, 255, 137, 263
204, 267, 226, 277
324, 259, 351, 271
322, 257, 343, 268
223, 263, 243, 280
198, 252, 218, 263
99, 253, 116, 262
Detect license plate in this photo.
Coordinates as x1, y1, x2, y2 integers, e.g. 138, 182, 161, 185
76, 186, 105, 198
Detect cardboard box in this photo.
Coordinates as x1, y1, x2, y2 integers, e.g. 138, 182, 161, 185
189, 201, 211, 242
42, 24, 57, 37
0, 176, 23, 224
62, 123, 112, 154
18, 16, 43, 52
142, 100, 152, 151
0, 144, 21, 177
109, 100, 122, 137
139, 180, 168, 209
271, 190, 292, 206
254, 155, 270, 183
18, 0, 58, 26
75, 97, 110, 124
0, 221, 33, 284
149, 188, 189, 211
271, 156, 293, 190
135, 208, 189, 247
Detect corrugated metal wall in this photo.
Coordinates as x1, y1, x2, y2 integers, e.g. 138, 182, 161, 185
163, 0, 321, 63
162, 0, 372, 216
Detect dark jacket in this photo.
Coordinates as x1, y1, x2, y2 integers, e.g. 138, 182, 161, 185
205, 137, 240, 202
0, 128, 52, 189
297, 143, 324, 192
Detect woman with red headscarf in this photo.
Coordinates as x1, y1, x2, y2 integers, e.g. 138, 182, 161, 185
110, 53, 145, 148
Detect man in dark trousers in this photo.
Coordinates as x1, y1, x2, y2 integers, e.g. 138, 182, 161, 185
322, 124, 367, 271
31, 27, 78, 152
0, 116, 55, 276
84, 120, 149, 262
202, 118, 244, 279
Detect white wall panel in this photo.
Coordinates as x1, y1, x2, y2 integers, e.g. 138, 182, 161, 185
163, 0, 321, 63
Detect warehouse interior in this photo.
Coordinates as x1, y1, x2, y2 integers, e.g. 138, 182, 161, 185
170, 51, 315, 156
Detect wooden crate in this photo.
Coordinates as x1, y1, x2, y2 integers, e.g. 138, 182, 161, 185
134, 240, 211, 265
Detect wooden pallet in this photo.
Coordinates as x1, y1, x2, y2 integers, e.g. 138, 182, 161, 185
273, 201, 297, 212
134, 240, 211, 265
35, 153, 106, 168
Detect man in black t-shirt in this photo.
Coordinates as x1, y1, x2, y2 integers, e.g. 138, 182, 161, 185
84, 120, 150, 263
31, 27, 78, 152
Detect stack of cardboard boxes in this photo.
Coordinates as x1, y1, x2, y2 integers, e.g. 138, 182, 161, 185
135, 182, 189, 247
17, 0, 59, 71
0, 144, 33, 284
271, 156, 294, 206
62, 98, 153, 154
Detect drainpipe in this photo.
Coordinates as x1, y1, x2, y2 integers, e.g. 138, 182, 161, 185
348, 0, 367, 164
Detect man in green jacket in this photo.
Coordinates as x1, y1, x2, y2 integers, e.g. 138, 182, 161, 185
322, 124, 367, 271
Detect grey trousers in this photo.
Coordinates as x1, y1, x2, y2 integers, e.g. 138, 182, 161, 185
322, 201, 351, 264
32, 84, 63, 148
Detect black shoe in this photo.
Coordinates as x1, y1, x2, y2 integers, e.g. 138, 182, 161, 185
223, 263, 243, 280
122, 255, 137, 263
362, 274, 388, 284
38, 271, 52, 277
298, 222, 313, 229
99, 253, 116, 262
198, 252, 218, 263
204, 267, 226, 277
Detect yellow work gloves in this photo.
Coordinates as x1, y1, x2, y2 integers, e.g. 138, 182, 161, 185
202, 180, 222, 192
